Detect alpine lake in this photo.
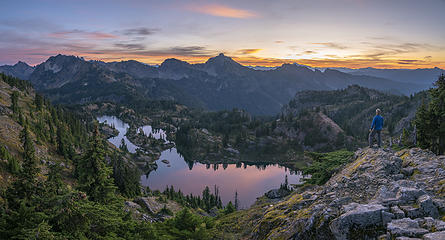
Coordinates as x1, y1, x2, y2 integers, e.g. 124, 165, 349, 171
98, 115, 305, 208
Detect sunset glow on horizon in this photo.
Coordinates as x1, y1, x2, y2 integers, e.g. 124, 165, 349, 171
1, 0, 444, 69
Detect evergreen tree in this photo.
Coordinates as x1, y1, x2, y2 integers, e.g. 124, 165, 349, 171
45, 163, 67, 196
56, 124, 73, 159
119, 138, 128, 152
8, 155, 20, 174
415, 74, 445, 154
285, 175, 288, 188
202, 186, 211, 211
10, 90, 19, 114
234, 191, 239, 210
225, 201, 235, 214
1, 145, 20, 174
401, 128, 412, 147
34, 93, 44, 111
18, 110, 24, 126
1, 125, 47, 239
112, 152, 140, 197
18, 125, 40, 200
77, 124, 116, 203
429, 74, 445, 154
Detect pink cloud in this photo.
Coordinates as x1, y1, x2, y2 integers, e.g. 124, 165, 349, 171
186, 4, 257, 19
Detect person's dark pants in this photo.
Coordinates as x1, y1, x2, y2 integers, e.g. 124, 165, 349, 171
369, 129, 381, 147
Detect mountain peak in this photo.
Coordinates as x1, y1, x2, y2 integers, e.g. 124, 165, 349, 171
205, 53, 239, 66
160, 58, 190, 69
15, 61, 30, 67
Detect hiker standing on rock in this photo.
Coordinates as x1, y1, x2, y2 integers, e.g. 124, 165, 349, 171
369, 108, 384, 148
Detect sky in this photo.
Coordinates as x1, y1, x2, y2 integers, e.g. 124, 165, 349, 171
1, 0, 444, 68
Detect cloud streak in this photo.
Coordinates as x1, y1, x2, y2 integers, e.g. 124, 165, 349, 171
114, 43, 146, 50
49, 30, 118, 39
312, 42, 349, 50
121, 27, 159, 36
236, 49, 262, 55
186, 4, 257, 18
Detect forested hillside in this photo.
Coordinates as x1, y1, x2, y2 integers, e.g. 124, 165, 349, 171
282, 85, 426, 140
0, 73, 232, 239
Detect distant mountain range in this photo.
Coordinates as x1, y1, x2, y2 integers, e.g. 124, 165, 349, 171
0, 61, 35, 80
0, 54, 442, 115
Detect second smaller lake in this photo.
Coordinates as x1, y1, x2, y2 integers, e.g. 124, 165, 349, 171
97, 116, 139, 153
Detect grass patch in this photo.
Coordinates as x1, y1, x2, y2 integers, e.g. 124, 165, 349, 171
302, 150, 354, 185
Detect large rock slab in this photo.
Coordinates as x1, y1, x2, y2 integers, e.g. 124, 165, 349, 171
136, 196, 182, 215
396, 187, 426, 203
330, 203, 387, 239
417, 195, 439, 218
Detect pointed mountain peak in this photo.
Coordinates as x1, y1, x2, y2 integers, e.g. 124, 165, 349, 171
205, 53, 239, 66
15, 61, 30, 67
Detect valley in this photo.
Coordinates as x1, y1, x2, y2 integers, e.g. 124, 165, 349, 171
0, 59, 443, 239
1, 0, 445, 239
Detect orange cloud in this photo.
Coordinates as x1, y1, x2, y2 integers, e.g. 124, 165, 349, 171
187, 4, 257, 18
236, 48, 262, 55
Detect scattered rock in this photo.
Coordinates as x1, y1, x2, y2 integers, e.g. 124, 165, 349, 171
401, 167, 414, 176
125, 201, 141, 209
161, 159, 169, 164
396, 187, 426, 203
423, 231, 445, 240
208, 207, 219, 217
391, 206, 405, 219
387, 218, 429, 238
399, 205, 423, 218
249, 148, 445, 240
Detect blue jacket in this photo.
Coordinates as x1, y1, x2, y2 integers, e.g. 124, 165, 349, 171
371, 115, 384, 130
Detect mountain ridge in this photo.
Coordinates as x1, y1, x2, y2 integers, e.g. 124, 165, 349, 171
0, 54, 435, 115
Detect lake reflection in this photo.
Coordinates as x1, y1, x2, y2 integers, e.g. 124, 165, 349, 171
138, 125, 168, 142
98, 115, 305, 208
97, 116, 139, 153
141, 148, 304, 208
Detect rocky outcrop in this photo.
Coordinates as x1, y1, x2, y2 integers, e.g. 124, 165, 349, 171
136, 196, 182, 215
265, 188, 292, 199
249, 148, 445, 240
